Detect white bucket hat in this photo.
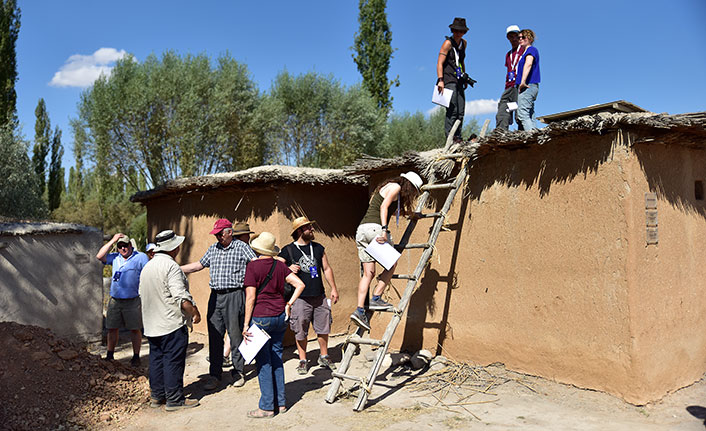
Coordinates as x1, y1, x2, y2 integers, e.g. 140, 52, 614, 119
250, 232, 280, 256
506, 25, 520, 34
153, 230, 185, 252
400, 171, 423, 191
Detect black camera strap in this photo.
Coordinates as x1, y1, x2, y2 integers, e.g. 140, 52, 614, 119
256, 260, 278, 297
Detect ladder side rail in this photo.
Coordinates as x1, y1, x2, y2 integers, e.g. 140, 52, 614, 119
325, 327, 366, 403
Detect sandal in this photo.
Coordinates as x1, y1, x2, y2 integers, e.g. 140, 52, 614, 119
278, 406, 288, 414
247, 409, 274, 419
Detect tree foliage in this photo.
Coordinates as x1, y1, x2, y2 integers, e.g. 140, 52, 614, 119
0, 126, 48, 219
76, 51, 263, 190
0, 0, 19, 128
48, 126, 63, 211
260, 71, 385, 168
32, 98, 50, 194
353, 0, 398, 115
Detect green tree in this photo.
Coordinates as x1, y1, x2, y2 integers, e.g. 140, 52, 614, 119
353, 0, 399, 115
0, 125, 48, 219
47, 126, 63, 212
376, 109, 479, 158
0, 0, 20, 127
76, 51, 262, 190
32, 98, 51, 195
259, 71, 385, 168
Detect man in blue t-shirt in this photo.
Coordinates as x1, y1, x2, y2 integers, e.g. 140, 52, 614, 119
96, 233, 149, 365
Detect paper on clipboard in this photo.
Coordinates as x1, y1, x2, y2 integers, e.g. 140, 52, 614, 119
432, 86, 453, 108
364, 240, 401, 271
238, 324, 271, 365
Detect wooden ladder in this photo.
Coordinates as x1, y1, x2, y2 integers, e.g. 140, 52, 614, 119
325, 130, 473, 410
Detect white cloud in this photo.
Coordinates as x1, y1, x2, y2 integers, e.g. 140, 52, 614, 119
49, 48, 128, 88
426, 98, 499, 116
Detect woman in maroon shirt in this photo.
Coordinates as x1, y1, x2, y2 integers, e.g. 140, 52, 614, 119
242, 232, 305, 418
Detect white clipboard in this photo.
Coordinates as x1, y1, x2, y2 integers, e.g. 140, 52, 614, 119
238, 324, 271, 365
432, 86, 453, 108
364, 240, 401, 271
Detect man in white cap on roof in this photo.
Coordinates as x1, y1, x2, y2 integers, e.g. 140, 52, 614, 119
96, 232, 149, 365
140, 230, 201, 411
495, 25, 525, 131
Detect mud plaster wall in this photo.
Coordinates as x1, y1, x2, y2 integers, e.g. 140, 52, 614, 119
143, 183, 367, 339
0, 231, 103, 340
370, 132, 706, 404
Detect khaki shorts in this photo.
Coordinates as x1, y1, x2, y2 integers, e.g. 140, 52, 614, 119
356, 223, 392, 263
106, 297, 143, 330
289, 295, 332, 340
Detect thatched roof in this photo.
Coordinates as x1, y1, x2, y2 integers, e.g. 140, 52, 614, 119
345, 111, 706, 179
0, 222, 101, 236
131, 164, 366, 203
537, 100, 647, 124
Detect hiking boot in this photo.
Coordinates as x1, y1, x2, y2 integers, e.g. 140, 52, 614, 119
318, 355, 336, 371
130, 355, 141, 367
231, 372, 245, 387
165, 398, 199, 412
350, 309, 371, 331
369, 297, 393, 311
223, 355, 233, 368
296, 360, 307, 375
203, 376, 220, 391
149, 398, 165, 408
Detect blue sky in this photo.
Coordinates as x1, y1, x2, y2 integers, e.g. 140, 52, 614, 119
14, 0, 706, 173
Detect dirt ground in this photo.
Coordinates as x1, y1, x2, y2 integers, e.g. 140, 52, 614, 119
94, 331, 706, 431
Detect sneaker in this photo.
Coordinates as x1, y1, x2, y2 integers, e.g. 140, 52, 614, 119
350, 309, 371, 331
231, 372, 245, 387
296, 360, 307, 375
165, 398, 199, 412
223, 355, 233, 368
369, 297, 394, 311
149, 398, 165, 408
318, 355, 336, 371
203, 376, 220, 391
130, 355, 141, 367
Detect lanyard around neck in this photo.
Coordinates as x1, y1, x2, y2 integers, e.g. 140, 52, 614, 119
294, 242, 314, 262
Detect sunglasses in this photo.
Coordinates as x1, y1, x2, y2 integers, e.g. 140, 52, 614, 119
518, 35, 527, 39
117, 243, 131, 249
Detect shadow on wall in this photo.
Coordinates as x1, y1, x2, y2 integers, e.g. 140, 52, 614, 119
0, 233, 102, 339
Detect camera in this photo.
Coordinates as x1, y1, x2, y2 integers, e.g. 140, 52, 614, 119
460, 73, 477, 88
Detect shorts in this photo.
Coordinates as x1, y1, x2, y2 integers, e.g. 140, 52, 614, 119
106, 297, 143, 330
355, 223, 392, 263
289, 295, 331, 340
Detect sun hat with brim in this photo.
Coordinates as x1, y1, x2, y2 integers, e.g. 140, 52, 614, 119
401, 171, 424, 191
233, 222, 254, 235
153, 230, 185, 252
291, 216, 316, 235
250, 232, 280, 256
116, 234, 132, 245
506, 25, 520, 35
449, 17, 468, 32
209, 218, 233, 235
145, 243, 156, 252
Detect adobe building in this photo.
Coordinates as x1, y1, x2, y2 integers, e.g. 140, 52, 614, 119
130, 165, 369, 337
0, 222, 103, 340
346, 106, 706, 405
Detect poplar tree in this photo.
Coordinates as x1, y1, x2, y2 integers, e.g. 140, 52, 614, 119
48, 126, 63, 212
0, 0, 20, 127
353, 0, 398, 115
32, 98, 51, 194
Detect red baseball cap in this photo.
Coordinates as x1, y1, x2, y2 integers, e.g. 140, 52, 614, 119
209, 218, 233, 235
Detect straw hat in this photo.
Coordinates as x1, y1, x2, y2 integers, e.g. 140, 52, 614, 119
233, 222, 254, 235
153, 230, 185, 252
291, 216, 315, 235
250, 232, 280, 256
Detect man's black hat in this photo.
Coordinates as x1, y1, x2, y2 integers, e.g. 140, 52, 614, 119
449, 17, 468, 32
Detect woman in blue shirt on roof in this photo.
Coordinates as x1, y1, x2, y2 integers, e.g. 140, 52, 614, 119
516, 28, 541, 130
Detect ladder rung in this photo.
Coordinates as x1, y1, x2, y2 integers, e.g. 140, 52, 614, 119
391, 274, 417, 280
418, 212, 444, 219
346, 336, 386, 347
332, 372, 363, 383
400, 243, 431, 249
421, 183, 455, 191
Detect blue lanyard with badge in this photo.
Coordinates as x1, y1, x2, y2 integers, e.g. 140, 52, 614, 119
294, 243, 319, 278
112, 256, 127, 282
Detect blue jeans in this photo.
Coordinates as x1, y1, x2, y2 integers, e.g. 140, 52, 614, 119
147, 325, 188, 406
253, 312, 287, 411
517, 83, 539, 130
